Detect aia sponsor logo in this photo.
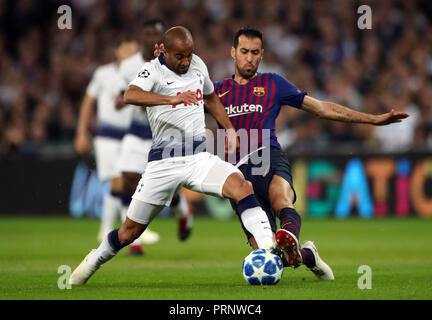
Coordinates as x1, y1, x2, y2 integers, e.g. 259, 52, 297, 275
172, 89, 203, 108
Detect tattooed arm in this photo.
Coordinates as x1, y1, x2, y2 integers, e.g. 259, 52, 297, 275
300, 96, 409, 126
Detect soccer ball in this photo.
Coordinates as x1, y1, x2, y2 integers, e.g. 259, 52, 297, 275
242, 249, 284, 285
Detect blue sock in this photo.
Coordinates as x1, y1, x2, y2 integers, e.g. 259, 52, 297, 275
237, 194, 261, 214
279, 207, 301, 240
107, 228, 127, 251
279, 208, 315, 267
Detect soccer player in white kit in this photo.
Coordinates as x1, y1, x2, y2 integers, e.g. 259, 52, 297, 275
117, 20, 193, 254
70, 26, 275, 285
74, 40, 134, 242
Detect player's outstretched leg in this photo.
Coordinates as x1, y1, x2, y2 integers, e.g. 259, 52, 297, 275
275, 208, 322, 270
301, 241, 334, 280
69, 200, 162, 285
274, 206, 303, 268
171, 191, 193, 241
268, 175, 304, 267
69, 219, 144, 285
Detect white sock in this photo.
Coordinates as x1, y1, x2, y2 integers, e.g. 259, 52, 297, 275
88, 236, 118, 268
100, 194, 121, 236
240, 207, 274, 250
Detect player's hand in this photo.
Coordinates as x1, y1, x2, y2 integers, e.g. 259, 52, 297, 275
115, 93, 126, 110
373, 109, 410, 126
74, 132, 91, 155
225, 128, 239, 155
154, 43, 165, 58
170, 91, 199, 106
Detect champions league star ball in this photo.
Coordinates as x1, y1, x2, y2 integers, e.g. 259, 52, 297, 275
242, 249, 284, 285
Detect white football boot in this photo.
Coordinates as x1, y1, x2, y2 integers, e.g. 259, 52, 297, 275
301, 241, 334, 280
69, 249, 99, 285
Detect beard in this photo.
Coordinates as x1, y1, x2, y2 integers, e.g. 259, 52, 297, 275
237, 64, 258, 79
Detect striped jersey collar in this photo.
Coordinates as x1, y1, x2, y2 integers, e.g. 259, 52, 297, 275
230, 72, 261, 84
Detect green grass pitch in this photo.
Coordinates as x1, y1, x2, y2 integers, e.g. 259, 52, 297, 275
0, 215, 431, 300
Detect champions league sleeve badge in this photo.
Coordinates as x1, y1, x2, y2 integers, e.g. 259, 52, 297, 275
138, 69, 150, 78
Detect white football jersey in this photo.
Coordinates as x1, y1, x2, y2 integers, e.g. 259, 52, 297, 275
119, 53, 151, 131
129, 54, 214, 158
86, 63, 133, 130
120, 52, 145, 83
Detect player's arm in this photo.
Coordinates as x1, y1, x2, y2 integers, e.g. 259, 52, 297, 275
74, 94, 96, 155
204, 92, 238, 153
124, 85, 199, 107
301, 95, 409, 125
204, 92, 234, 130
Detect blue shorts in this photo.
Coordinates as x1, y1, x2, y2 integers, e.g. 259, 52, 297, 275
230, 146, 296, 241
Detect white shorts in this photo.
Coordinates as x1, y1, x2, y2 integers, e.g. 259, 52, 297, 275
131, 152, 242, 207
93, 137, 122, 180
118, 134, 152, 174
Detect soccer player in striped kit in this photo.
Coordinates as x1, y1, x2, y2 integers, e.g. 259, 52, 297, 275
213, 27, 409, 280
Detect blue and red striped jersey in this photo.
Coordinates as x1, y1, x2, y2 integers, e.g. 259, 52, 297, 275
213, 72, 307, 162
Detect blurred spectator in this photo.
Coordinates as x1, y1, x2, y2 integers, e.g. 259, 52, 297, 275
372, 91, 420, 152
0, 0, 431, 158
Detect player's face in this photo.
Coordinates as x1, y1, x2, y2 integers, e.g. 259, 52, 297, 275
231, 35, 263, 79
164, 40, 194, 74
141, 25, 164, 53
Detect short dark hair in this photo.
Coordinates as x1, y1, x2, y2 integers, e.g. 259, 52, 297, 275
233, 27, 263, 48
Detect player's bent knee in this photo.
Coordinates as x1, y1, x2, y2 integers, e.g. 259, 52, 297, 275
234, 180, 254, 202
222, 173, 254, 201
240, 179, 254, 195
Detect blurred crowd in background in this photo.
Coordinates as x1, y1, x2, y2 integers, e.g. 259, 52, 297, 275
1, 0, 432, 159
